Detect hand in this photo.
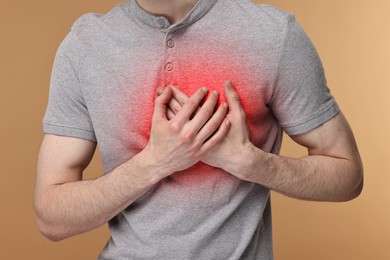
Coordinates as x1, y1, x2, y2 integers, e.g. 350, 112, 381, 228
145, 86, 231, 177
158, 81, 255, 181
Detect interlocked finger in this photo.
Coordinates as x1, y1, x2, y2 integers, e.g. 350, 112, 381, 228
168, 98, 182, 115
198, 118, 231, 156
173, 87, 209, 128
172, 86, 190, 105
167, 108, 175, 120
196, 102, 228, 143
186, 90, 219, 134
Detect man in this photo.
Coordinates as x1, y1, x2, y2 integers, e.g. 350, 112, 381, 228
34, 0, 363, 259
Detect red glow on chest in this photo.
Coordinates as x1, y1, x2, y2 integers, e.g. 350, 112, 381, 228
129, 42, 272, 183
168, 45, 261, 115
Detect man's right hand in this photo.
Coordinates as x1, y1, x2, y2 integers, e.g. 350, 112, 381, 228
34, 86, 229, 241
144, 86, 231, 177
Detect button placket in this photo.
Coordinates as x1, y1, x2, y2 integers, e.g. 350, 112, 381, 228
163, 33, 177, 85
157, 19, 165, 28
165, 62, 173, 71
167, 39, 175, 48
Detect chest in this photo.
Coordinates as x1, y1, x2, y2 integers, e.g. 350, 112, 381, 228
77, 29, 278, 172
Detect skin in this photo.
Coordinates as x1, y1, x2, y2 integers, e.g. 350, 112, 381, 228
136, 0, 199, 24
34, 1, 363, 241
35, 87, 230, 241
160, 81, 363, 201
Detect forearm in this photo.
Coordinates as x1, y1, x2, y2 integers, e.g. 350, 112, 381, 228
35, 86, 230, 241
240, 146, 363, 202
35, 151, 164, 241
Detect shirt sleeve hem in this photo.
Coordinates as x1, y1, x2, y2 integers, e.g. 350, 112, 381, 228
283, 103, 340, 136
43, 123, 97, 142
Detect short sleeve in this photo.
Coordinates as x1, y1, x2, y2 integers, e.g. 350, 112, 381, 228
269, 15, 339, 136
43, 32, 96, 142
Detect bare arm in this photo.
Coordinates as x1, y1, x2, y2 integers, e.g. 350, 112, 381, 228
218, 82, 363, 201
34, 86, 230, 241
163, 81, 363, 201
243, 112, 363, 201
34, 134, 164, 241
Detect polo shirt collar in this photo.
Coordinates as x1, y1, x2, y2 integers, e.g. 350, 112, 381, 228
129, 0, 218, 31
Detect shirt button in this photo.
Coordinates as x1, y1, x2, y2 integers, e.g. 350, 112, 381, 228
157, 19, 165, 27
167, 39, 175, 48
165, 63, 173, 71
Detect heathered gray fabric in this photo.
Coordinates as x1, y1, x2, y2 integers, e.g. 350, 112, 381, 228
43, 0, 339, 259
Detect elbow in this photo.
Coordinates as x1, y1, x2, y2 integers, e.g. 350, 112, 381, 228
34, 200, 69, 242
350, 170, 364, 200
343, 177, 363, 202
35, 217, 67, 242
341, 163, 364, 202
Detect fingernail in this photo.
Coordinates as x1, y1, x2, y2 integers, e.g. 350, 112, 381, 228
202, 86, 208, 93
222, 103, 228, 109
225, 119, 231, 126
213, 90, 219, 96
226, 80, 233, 89
156, 87, 163, 94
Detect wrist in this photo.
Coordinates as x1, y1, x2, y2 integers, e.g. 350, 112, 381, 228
224, 142, 258, 180
131, 146, 173, 184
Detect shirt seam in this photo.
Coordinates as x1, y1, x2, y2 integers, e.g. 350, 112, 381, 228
268, 14, 294, 105
43, 122, 96, 134
280, 101, 338, 129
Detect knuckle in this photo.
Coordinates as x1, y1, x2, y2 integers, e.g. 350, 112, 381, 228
207, 120, 219, 131
202, 107, 214, 118
169, 121, 180, 132
207, 137, 219, 148
180, 130, 194, 144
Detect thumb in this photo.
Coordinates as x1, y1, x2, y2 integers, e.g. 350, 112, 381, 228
153, 86, 173, 120
224, 80, 243, 112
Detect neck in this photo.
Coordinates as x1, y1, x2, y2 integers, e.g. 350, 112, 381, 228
136, 0, 199, 24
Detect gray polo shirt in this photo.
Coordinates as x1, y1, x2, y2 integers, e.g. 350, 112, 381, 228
43, 0, 339, 259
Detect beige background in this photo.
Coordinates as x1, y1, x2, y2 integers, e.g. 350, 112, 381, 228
1, 0, 389, 259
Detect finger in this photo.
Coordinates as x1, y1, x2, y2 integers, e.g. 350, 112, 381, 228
174, 87, 208, 127
156, 87, 164, 96
157, 85, 176, 96
168, 98, 183, 115
197, 118, 231, 156
171, 86, 189, 105
167, 108, 175, 120
224, 80, 244, 113
172, 85, 202, 115
153, 86, 173, 121
196, 102, 228, 143
157, 86, 182, 115
187, 90, 219, 134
